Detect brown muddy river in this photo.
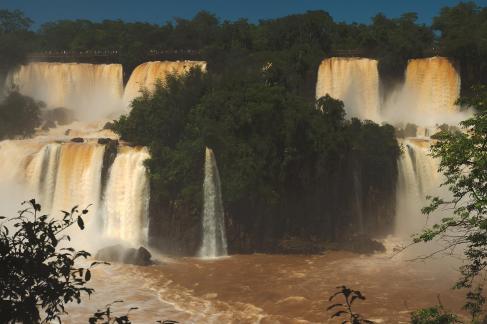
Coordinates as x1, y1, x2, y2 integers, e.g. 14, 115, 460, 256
64, 247, 467, 323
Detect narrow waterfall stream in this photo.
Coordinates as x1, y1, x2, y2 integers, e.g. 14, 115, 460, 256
199, 147, 228, 258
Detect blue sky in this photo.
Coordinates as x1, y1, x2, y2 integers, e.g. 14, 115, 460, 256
2, 0, 487, 28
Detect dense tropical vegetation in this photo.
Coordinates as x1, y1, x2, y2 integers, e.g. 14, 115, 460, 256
111, 65, 400, 254
0, 9, 35, 77
1, 1, 487, 320
1, 2, 487, 94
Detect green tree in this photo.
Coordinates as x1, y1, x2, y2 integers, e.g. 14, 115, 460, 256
433, 2, 487, 92
368, 12, 434, 84
410, 305, 460, 324
415, 85, 487, 311
113, 65, 399, 254
327, 286, 373, 323
0, 10, 35, 77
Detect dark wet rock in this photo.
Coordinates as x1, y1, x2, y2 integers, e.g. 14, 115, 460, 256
98, 138, 119, 146
98, 137, 109, 145
124, 246, 153, 266
100, 138, 118, 194
324, 235, 386, 255
70, 137, 84, 143
276, 237, 326, 254
273, 235, 385, 255
95, 244, 154, 266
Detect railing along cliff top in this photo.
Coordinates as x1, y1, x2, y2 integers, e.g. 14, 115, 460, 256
27, 49, 202, 60
329, 49, 366, 57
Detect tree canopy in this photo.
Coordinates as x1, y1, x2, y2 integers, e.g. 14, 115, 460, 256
414, 85, 487, 316
0, 10, 35, 77
112, 63, 399, 253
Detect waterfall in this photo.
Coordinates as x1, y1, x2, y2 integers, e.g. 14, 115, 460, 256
0, 140, 44, 215
6, 62, 124, 121
316, 57, 381, 121
123, 60, 207, 106
199, 147, 228, 258
26, 143, 62, 212
395, 138, 445, 237
0, 139, 150, 247
405, 57, 460, 115
0, 59, 213, 251
383, 57, 467, 126
49, 143, 106, 218
103, 146, 150, 246
313, 57, 466, 239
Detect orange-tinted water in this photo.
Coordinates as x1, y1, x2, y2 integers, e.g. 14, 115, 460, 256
63, 249, 467, 323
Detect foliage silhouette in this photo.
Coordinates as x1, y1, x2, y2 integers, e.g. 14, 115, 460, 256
410, 304, 460, 324
0, 199, 100, 323
89, 300, 180, 324
89, 300, 137, 324
327, 285, 373, 323
414, 85, 487, 295
463, 286, 486, 322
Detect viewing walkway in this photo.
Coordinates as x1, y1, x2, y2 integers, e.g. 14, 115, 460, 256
26, 49, 202, 61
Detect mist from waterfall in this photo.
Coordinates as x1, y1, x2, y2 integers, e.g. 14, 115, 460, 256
388, 58, 464, 241
6, 61, 207, 122
199, 147, 228, 258
0, 139, 150, 250
315, 56, 469, 247
382, 57, 470, 126
395, 139, 445, 236
0, 55, 471, 255
5, 63, 124, 122
315, 56, 471, 127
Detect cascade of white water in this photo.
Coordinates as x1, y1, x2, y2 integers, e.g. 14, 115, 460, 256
6, 62, 124, 121
383, 57, 467, 126
0, 60, 212, 250
123, 60, 207, 107
395, 139, 445, 237
199, 147, 228, 258
25, 143, 61, 212
103, 146, 150, 246
314, 56, 466, 239
0, 139, 151, 248
0, 140, 44, 215
316, 57, 381, 121
49, 143, 106, 220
